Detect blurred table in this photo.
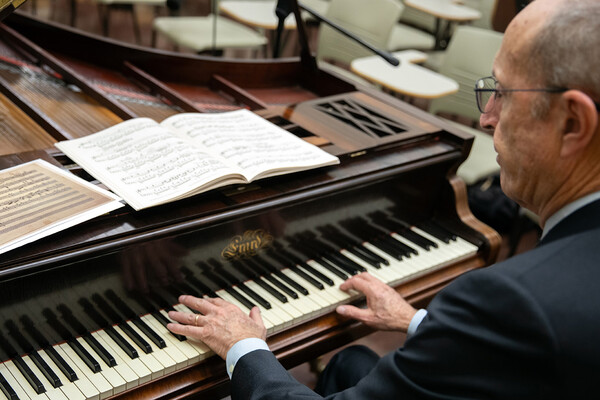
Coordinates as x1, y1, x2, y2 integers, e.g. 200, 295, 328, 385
350, 50, 459, 98
404, 0, 481, 49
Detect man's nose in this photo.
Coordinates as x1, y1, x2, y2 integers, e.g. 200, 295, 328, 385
480, 106, 499, 131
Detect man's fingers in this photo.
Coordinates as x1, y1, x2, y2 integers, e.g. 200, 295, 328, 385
336, 304, 373, 324
179, 295, 218, 314
339, 272, 381, 294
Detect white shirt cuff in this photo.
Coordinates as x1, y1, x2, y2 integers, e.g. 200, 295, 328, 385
225, 338, 270, 379
407, 309, 428, 337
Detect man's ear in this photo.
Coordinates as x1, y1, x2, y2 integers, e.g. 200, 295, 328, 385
560, 90, 598, 158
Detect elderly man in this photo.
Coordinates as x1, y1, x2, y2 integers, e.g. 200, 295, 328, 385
167, 0, 600, 397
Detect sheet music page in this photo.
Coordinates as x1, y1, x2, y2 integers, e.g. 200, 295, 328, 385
55, 118, 242, 210
0, 159, 123, 255
161, 109, 339, 181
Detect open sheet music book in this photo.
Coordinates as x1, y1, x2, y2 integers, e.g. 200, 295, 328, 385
55, 109, 340, 211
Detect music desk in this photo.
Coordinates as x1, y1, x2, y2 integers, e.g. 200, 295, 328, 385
350, 50, 459, 99
404, 0, 481, 49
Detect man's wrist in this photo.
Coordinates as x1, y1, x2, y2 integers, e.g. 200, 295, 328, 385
225, 338, 270, 379
407, 309, 428, 337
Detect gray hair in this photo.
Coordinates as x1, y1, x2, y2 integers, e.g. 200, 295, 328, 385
527, 0, 600, 118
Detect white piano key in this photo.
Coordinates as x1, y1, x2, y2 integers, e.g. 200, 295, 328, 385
53, 345, 101, 400
21, 355, 65, 400
139, 315, 189, 370
126, 322, 177, 375
112, 325, 164, 380
58, 342, 113, 399
75, 338, 126, 395
305, 261, 354, 302
0, 361, 32, 400
144, 313, 206, 364
94, 329, 152, 385
244, 281, 297, 327
164, 308, 214, 360
37, 349, 86, 400
340, 250, 392, 282
215, 289, 276, 334
3, 360, 49, 400
243, 281, 292, 328
92, 331, 141, 389
279, 269, 337, 312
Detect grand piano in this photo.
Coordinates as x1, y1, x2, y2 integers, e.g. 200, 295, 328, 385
0, 5, 501, 400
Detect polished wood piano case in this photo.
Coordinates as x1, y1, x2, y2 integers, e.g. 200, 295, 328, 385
0, 12, 500, 400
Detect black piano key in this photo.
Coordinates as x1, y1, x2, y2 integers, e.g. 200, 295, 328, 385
302, 233, 366, 275
0, 371, 18, 400
324, 250, 367, 274
267, 248, 325, 290
4, 319, 62, 389
130, 295, 186, 342
91, 295, 153, 354
42, 308, 102, 373
45, 346, 78, 382
371, 237, 406, 260
151, 311, 187, 342
254, 277, 288, 304
235, 261, 287, 304
396, 228, 437, 250
30, 352, 62, 388
79, 298, 139, 360
180, 266, 217, 297
371, 212, 437, 250
226, 286, 258, 310
418, 221, 456, 243
13, 356, 46, 394
234, 283, 272, 310
381, 235, 418, 256
68, 339, 102, 373
319, 225, 388, 267
250, 257, 300, 299
20, 315, 78, 382
0, 332, 46, 394
270, 268, 308, 296
105, 290, 166, 349
119, 323, 153, 354
57, 304, 117, 368
314, 256, 349, 279
206, 260, 272, 309
279, 245, 336, 286
197, 263, 257, 309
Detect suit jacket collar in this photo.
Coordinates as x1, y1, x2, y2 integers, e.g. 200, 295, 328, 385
539, 199, 600, 246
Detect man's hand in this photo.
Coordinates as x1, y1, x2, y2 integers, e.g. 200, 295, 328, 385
336, 273, 417, 332
167, 295, 267, 359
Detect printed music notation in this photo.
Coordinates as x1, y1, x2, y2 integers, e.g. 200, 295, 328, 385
0, 159, 123, 255
55, 110, 339, 211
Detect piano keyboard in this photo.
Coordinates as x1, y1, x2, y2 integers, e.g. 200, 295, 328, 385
0, 219, 478, 400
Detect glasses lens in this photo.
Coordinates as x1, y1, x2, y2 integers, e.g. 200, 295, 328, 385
476, 77, 496, 113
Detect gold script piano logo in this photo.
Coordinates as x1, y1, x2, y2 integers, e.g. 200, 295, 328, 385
221, 229, 273, 260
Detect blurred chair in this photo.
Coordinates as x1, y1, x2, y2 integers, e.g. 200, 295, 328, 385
315, 0, 402, 86
386, 2, 436, 52
152, 0, 268, 55
423, 0, 497, 70
428, 25, 503, 185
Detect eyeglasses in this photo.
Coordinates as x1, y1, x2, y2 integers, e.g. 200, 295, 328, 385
474, 76, 569, 114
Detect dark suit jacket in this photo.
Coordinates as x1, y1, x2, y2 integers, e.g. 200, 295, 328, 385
231, 199, 600, 399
